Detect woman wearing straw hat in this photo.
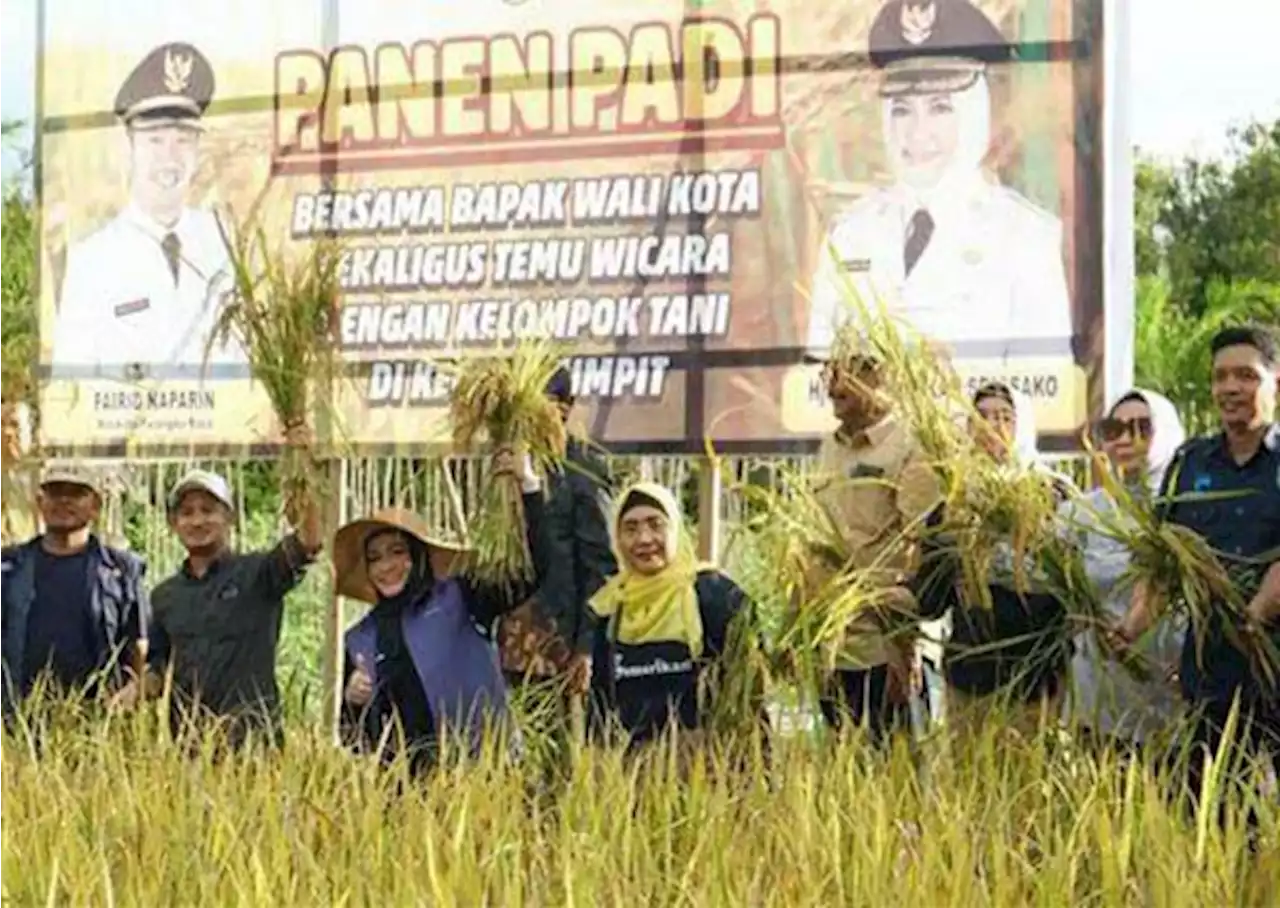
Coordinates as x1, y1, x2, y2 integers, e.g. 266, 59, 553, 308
588, 481, 762, 747
335, 455, 543, 774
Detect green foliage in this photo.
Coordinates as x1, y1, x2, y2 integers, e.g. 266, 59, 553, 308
1136, 120, 1280, 316
1, 169, 37, 406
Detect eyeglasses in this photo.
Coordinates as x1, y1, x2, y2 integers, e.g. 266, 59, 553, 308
1096, 417, 1153, 442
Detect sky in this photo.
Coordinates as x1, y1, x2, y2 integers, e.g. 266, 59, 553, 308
2, 0, 1278, 178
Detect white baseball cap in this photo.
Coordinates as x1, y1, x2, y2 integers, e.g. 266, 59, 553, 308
168, 469, 233, 512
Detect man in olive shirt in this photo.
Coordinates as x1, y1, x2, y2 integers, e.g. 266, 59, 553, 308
807, 342, 942, 744
140, 466, 322, 747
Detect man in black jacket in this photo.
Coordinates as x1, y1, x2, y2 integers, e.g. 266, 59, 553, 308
2, 463, 148, 723
497, 367, 617, 706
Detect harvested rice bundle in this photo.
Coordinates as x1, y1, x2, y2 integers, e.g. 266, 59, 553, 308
1087, 457, 1280, 688
449, 339, 568, 587
939, 455, 1065, 609
204, 208, 344, 526
739, 468, 911, 677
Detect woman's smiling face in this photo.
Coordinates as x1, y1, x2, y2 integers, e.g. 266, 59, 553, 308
887, 92, 961, 187
366, 530, 414, 598
617, 504, 670, 576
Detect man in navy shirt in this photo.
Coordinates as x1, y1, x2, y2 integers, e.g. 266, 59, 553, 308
1119, 325, 1280, 811
1, 463, 148, 719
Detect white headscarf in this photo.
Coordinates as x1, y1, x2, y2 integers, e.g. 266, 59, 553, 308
1106, 387, 1186, 488
881, 72, 992, 215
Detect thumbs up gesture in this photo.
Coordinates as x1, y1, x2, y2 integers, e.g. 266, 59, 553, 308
345, 654, 374, 707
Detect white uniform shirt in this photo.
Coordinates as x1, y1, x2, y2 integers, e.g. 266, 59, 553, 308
806, 180, 1074, 358
51, 204, 245, 379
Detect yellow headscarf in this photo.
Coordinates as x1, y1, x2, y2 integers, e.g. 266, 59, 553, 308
589, 481, 712, 659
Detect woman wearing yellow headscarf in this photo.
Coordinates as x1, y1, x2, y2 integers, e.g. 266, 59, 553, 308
589, 481, 759, 744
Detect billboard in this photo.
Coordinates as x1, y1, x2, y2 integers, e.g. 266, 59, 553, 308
36, 0, 1117, 457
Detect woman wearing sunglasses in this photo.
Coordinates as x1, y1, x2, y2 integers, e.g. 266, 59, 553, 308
1063, 389, 1187, 754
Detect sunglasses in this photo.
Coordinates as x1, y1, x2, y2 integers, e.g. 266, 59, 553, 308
1096, 417, 1153, 442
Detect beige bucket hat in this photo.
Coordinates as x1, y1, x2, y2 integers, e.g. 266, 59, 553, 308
332, 507, 471, 604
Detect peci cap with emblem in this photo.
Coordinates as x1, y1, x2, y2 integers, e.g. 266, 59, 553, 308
868, 0, 1013, 97
168, 468, 234, 513
114, 42, 215, 130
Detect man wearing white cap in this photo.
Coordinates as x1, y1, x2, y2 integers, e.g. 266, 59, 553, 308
134, 467, 322, 747
50, 41, 245, 382
2, 463, 149, 719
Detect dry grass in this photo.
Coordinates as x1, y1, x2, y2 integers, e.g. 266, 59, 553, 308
3, 691, 1277, 906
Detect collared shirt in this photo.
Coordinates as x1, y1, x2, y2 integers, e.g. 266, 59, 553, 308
806, 179, 1074, 359
50, 203, 246, 380
149, 536, 313, 728
1160, 424, 1280, 703
810, 414, 942, 668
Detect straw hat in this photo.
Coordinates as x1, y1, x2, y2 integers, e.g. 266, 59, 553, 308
332, 507, 471, 604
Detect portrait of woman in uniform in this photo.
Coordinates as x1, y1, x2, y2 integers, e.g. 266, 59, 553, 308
806, 0, 1074, 360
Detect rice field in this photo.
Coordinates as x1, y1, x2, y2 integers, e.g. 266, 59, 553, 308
3, 519, 1278, 906
4, 686, 1278, 906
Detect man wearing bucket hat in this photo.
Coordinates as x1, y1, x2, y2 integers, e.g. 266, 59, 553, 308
137, 467, 322, 747
495, 365, 617, 709
336, 453, 546, 772
50, 41, 245, 381
805, 0, 1073, 361
2, 463, 149, 719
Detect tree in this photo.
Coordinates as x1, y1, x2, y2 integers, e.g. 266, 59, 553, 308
1136, 120, 1280, 315
1, 119, 37, 408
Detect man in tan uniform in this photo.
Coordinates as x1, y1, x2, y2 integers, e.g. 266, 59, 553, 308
806, 340, 942, 744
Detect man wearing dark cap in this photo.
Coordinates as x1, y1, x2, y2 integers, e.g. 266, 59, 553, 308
495, 365, 618, 714
2, 463, 149, 722
51, 41, 244, 381
806, 0, 1072, 360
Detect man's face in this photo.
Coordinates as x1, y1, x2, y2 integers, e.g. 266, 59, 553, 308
826, 358, 882, 426
170, 489, 232, 555
37, 482, 99, 533
127, 123, 200, 219
1211, 343, 1278, 432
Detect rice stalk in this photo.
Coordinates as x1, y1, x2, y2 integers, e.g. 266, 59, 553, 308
823, 311, 1065, 612
448, 339, 568, 587
737, 465, 915, 678
204, 202, 345, 525
1067, 437, 1279, 688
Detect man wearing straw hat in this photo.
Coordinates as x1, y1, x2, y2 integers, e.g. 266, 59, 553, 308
495, 366, 617, 714
2, 462, 149, 720
136, 466, 322, 748
804, 329, 942, 745
50, 41, 245, 382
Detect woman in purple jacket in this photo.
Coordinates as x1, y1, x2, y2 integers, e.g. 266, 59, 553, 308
335, 468, 543, 774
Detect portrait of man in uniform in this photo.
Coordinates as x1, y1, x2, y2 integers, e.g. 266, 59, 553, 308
806, 0, 1074, 359
50, 41, 245, 381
